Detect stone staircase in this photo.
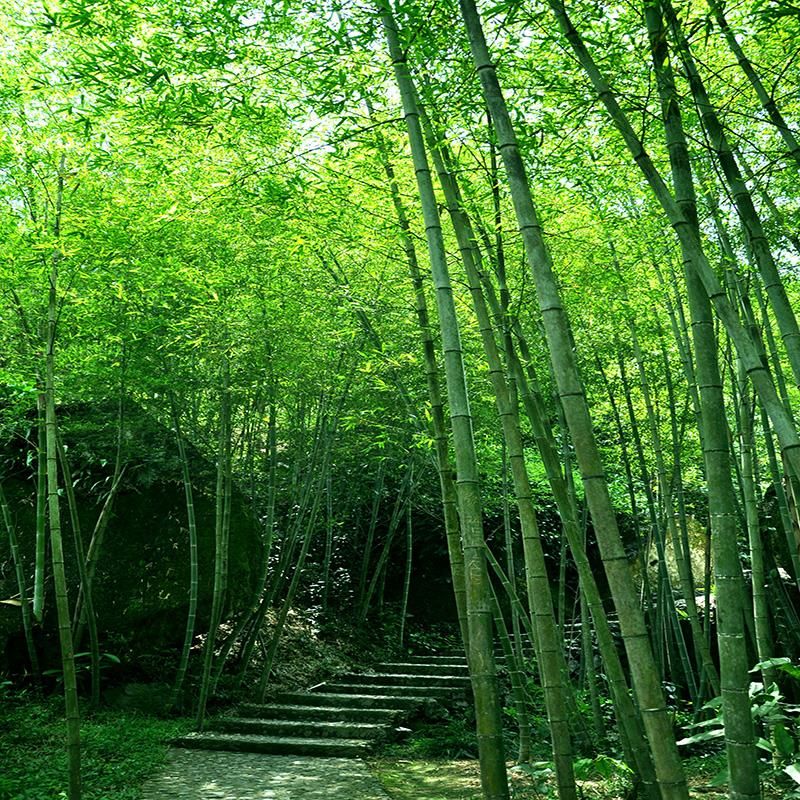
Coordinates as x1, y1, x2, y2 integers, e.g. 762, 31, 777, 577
175, 652, 470, 758
494, 614, 622, 674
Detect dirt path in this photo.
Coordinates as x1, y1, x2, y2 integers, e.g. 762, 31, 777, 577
140, 748, 390, 799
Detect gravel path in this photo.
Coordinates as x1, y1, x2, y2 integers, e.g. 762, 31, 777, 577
140, 748, 390, 799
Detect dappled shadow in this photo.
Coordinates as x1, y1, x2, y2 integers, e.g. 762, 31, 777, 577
141, 749, 390, 799
372, 758, 483, 800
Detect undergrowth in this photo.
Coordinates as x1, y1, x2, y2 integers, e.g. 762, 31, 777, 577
0, 690, 189, 800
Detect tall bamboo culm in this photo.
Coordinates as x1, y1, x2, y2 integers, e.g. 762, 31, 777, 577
168, 396, 200, 712
644, 4, 761, 794
44, 159, 81, 799
419, 100, 576, 797
459, 2, 689, 797
365, 100, 469, 652
378, 5, 508, 796
0, 483, 39, 676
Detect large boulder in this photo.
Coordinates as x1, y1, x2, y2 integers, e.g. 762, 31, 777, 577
0, 401, 262, 672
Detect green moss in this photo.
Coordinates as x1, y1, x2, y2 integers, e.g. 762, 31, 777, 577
370, 759, 484, 800
0, 692, 190, 800
369, 758, 563, 800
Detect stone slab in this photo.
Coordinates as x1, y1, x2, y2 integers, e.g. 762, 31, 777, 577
141, 748, 389, 799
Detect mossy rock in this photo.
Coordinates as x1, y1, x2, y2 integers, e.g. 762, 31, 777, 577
0, 400, 262, 671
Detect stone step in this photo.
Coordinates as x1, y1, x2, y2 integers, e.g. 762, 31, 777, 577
404, 654, 467, 664
340, 672, 469, 689
435, 650, 469, 659
377, 662, 470, 676
316, 682, 460, 700
237, 703, 400, 723
209, 717, 388, 740
278, 691, 428, 710
174, 731, 372, 758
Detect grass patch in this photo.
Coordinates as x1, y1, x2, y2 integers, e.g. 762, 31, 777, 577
0, 691, 190, 800
370, 758, 483, 800
371, 755, 792, 799
369, 758, 639, 800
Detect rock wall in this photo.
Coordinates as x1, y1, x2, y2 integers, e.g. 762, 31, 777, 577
0, 402, 262, 672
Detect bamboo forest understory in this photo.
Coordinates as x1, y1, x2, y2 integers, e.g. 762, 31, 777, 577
3, 0, 800, 798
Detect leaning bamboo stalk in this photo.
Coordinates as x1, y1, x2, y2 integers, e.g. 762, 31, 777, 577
321, 470, 333, 612
499, 448, 525, 694
475, 272, 656, 795
167, 396, 200, 712
357, 459, 385, 612
0, 482, 39, 676
196, 357, 232, 730
595, 357, 653, 614
660, 331, 718, 699
72, 464, 126, 645
33, 395, 46, 623
616, 347, 669, 684
546, 0, 800, 486
579, 584, 604, 745
258, 416, 338, 698
358, 462, 414, 622
460, 2, 687, 795
625, 321, 712, 700
490, 582, 532, 762
736, 367, 775, 688
485, 547, 537, 645
379, 6, 508, 796
57, 438, 101, 706
737, 150, 800, 255
706, 0, 800, 169
418, 98, 576, 799
234, 407, 322, 686
643, 4, 760, 794
398, 486, 413, 649
364, 100, 468, 651
611, 241, 715, 696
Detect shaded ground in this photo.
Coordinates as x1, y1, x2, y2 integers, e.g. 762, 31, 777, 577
140, 750, 389, 800
370, 756, 790, 800
138, 751, 792, 800
0, 695, 190, 800
371, 758, 617, 800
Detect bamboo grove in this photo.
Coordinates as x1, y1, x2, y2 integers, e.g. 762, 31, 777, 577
1, 0, 800, 798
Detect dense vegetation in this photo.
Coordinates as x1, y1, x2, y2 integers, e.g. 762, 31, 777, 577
2, 0, 800, 798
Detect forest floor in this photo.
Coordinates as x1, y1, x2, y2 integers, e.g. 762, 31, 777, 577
1, 694, 790, 800
369, 755, 793, 799
137, 749, 765, 800
3, 616, 792, 800
137, 749, 628, 800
